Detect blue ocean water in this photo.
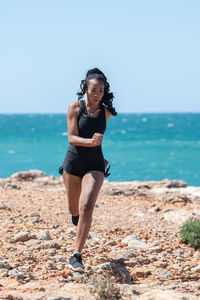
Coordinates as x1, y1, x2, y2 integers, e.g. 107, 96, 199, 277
0, 113, 200, 186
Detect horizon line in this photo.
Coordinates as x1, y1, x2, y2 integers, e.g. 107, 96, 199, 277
0, 111, 200, 115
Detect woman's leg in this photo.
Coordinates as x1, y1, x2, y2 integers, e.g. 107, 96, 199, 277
62, 170, 82, 216
74, 170, 104, 253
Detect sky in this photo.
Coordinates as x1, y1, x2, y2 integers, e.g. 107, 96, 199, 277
0, 0, 200, 113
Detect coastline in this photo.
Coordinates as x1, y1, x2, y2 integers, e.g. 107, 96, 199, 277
0, 169, 199, 299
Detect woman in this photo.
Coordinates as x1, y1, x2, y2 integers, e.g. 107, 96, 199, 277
59, 67, 117, 272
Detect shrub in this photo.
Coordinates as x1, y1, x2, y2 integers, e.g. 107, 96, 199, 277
180, 221, 200, 249
89, 274, 123, 300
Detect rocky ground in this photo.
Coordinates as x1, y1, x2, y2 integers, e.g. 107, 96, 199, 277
0, 169, 200, 299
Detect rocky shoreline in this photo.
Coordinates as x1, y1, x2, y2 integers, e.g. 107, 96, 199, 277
0, 169, 200, 299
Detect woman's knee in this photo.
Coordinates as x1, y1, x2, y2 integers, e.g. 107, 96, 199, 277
79, 199, 94, 216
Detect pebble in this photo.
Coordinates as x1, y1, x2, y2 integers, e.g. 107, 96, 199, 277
8, 269, 29, 280
191, 265, 200, 273
45, 248, 57, 256
47, 295, 79, 300
174, 249, 184, 256
149, 246, 162, 253
14, 231, 31, 242
149, 206, 161, 213
67, 227, 76, 236
153, 268, 171, 279
0, 202, 7, 210
37, 230, 51, 240
0, 261, 12, 270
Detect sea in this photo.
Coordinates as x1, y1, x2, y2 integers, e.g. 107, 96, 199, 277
0, 113, 200, 186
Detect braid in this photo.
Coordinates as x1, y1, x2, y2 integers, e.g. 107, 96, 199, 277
76, 67, 117, 116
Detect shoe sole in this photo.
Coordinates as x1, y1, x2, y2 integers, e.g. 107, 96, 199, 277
68, 264, 84, 272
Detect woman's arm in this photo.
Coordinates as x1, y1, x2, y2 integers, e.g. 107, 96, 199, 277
67, 102, 103, 147
105, 107, 112, 121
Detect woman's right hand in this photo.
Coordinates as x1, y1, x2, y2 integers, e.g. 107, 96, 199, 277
90, 133, 103, 146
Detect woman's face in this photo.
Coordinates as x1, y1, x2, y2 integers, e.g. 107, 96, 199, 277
86, 79, 104, 105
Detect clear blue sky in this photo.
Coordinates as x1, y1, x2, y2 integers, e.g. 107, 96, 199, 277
0, 0, 199, 113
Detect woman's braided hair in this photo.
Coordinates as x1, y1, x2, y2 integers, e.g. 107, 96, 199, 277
76, 67, 117, 116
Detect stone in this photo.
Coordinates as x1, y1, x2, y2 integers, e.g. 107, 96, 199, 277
67, 227, 76, 236
0, 202, 6, 210
149, 207, 161, 213
37, 230, 51, 240
121, 235, 138, 244
149, 246, 162, 253
8, 269, 29, 280
47, 295, 78, 300
191, 265, 200, 273
45, 248, 57, 256
14, 231, 31, 242
138, 289, 199, 300
153, 268, 171, 279
0, 261, 12, 270
127, 239, 150, 249
10, 169, 46, 181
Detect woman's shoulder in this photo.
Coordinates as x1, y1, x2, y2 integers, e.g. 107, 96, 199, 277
68, 101, 81, 116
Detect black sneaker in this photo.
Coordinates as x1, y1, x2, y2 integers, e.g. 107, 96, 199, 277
69, 252, 84, 272
71, 215, 79, 226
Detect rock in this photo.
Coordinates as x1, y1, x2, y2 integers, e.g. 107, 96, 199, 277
14, 231, 31, 242
122, 236, 150, 249
67, 227, 76, 236
47, 295, 79, 300
194, 251, 200, 259
191, 265, 200, 273
88, 231, 99, 239
71, 272, 83, 280
0, 268, 9, 277
121, 235, 138, 244
45, 248, 57, 256
153, 268, 171, 279
43, 240, 61, 249
108, 249, 136, 260
10, 169, 46, 181
130, 266, 152, 280
53, 255, 66, 263
163, 209, 200, 225
174, 249, 184, 257
138, 289, 199, 300
29, 212, 40, 217
149, 246, 162, 253
37, 230, 51, 240
0, 261, 12, 270
8, 269, 29, 280
0, 202, 6, 210
160, 179, 187, 188
128, 239, 150, 249
149, 207, 161, 213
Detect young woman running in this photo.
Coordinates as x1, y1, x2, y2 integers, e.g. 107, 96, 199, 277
59, 67, 117, 272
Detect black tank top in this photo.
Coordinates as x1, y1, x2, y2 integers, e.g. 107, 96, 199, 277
68, 100, 106, 154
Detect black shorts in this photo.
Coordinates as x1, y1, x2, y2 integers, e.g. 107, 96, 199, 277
59, 149, 105, 178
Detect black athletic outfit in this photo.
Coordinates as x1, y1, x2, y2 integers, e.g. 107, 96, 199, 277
58, 99, 109, 178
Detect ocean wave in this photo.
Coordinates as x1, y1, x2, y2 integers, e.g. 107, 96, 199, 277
142, 117, 147, 122
8, 150, 15, 154
167, 123, 174, 127
61, 132, 68, 136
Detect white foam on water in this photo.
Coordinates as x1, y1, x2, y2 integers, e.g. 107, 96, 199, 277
167, 123, 174, 127
122, 118, 127, 122
8, 150, 15, 154
120, 130, 126, 134
142, 117, 147, 122
61, 132, 68, 136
